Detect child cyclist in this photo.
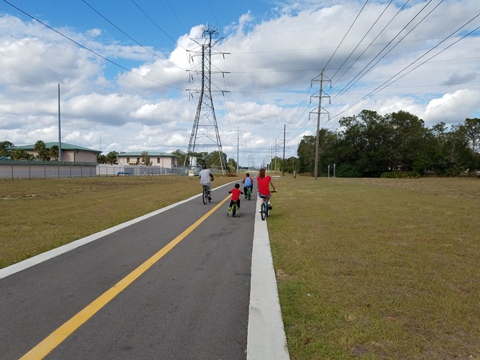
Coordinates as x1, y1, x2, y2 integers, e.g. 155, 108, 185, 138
256, 168, 277, 210
228, 183, 243, 213
242, 172, 253, 199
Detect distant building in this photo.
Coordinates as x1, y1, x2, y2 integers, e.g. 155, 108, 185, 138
116, 152, 178, 169
11, 142, 100, 163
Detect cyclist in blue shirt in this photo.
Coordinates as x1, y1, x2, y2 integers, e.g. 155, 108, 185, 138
242, 173, 253, 199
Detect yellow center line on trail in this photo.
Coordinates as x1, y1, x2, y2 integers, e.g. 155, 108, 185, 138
20, 194, 230, 360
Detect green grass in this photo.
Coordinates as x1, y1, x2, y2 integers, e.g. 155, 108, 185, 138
0, 175, 239, 268
269, 176, 480, 359
1, 174, 480, 358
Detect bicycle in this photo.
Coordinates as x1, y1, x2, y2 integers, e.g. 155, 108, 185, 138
227, 201, 239, 217
245, 186, 251, 201
202, 185, 211, 205
259, 190, 276, 221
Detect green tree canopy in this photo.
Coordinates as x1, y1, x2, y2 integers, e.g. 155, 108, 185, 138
0, 141, 14, 157
49, 145, 59, 161
172, 149, 186, 167
296, 110, 476, 177
106, 151, 118, 165
11, 149, 34, 160
141, 151, 152, 166
97, 154, 107, 164
34, 140, 50, 161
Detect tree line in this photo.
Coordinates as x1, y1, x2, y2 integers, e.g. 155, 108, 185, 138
296, 110, 480, 177
172, 149, 238, 173
3, 110, 478, 177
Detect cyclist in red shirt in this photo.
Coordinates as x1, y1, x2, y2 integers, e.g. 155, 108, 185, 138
257, 168, 277, 209
228, 183, 243, 212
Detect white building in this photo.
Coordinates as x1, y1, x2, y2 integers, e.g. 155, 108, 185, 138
11, 142, 100, 163
116, 152, 178, 168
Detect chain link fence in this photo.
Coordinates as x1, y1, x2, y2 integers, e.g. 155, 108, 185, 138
0, 161, 197, 179
97, 165, 188, 176
0, 161, 97, 179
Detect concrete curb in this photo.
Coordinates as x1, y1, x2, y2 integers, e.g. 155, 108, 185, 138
247, 197, 290, 359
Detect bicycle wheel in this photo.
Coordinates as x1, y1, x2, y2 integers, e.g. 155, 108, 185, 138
202, 186, 208, 205
232, 203, 237, 217
247, 188, 251, 201
260, 201, 266, 221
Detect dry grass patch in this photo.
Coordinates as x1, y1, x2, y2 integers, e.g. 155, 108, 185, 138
0, 175, 239, 268
269, 176, 480, 359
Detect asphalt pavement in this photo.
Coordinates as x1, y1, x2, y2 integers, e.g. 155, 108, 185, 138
0, 182, 289, 360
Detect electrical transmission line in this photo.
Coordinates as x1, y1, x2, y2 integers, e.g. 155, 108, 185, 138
310, 70, 331, 179
185, 24, 228, 174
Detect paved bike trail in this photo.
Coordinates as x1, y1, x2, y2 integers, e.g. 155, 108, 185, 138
0, 182, 289, 359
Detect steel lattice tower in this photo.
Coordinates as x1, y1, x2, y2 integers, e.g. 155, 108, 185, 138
185, 25, 226, 173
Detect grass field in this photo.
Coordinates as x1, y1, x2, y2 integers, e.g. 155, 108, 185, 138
269, 176, 480, 359
1, 175, 479, 359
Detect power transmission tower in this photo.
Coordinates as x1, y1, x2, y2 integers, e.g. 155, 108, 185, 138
310, 69, 331, 179
185, 24, 228, 174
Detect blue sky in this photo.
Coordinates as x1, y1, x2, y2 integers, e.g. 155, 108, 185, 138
1, 0, 480, 168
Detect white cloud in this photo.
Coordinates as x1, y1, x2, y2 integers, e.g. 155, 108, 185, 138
423, 89, 480, 124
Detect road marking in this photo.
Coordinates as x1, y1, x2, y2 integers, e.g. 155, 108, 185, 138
20, 195, 230, 360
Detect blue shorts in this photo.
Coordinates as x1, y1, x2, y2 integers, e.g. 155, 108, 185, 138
258, 193, 271, 200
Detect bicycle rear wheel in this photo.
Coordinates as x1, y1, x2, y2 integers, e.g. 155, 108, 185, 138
232, 203, 237, 217
247, 188, 251, 201
202, 186, 208, 205
260, 201, 266, 220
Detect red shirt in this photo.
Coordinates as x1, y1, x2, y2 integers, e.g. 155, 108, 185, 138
257, 175, 271, 196
229, 188, 242, 201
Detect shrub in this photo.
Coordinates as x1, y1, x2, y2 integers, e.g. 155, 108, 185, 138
381, 171, 421, 179
336, 164, 363, 178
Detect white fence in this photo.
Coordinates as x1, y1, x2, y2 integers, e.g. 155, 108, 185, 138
96, 165, 187, 176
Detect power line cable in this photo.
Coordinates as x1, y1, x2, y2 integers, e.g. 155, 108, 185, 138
165, 0, 188, 34
363, 15, 480, 101
82, 0, 188, 71
330, 0, 409, 90
206, 0, 220, 29
323, 0, 370, 70
130, 0, 188, 51
332, 11, 480, 120
332, 0, 434, 100
3, 0, 184, 90
330, 0, 394, 83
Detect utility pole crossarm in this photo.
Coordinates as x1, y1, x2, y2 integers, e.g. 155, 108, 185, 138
310, 69, 331, 179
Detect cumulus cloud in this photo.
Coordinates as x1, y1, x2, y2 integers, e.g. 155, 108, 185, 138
423, 89, 480, 125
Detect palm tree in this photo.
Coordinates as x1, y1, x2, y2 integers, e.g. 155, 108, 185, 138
106, 151, 118, 165
34, 140, 50, 161
49, 145, 59, 161
11, 149, 34, 160
141, 151, 151, 166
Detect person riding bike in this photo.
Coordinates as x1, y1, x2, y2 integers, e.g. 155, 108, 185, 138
242, 172, 253, 199
256, 168, 276, 210
228, 183, 243, 213
199, 164, 214, 201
